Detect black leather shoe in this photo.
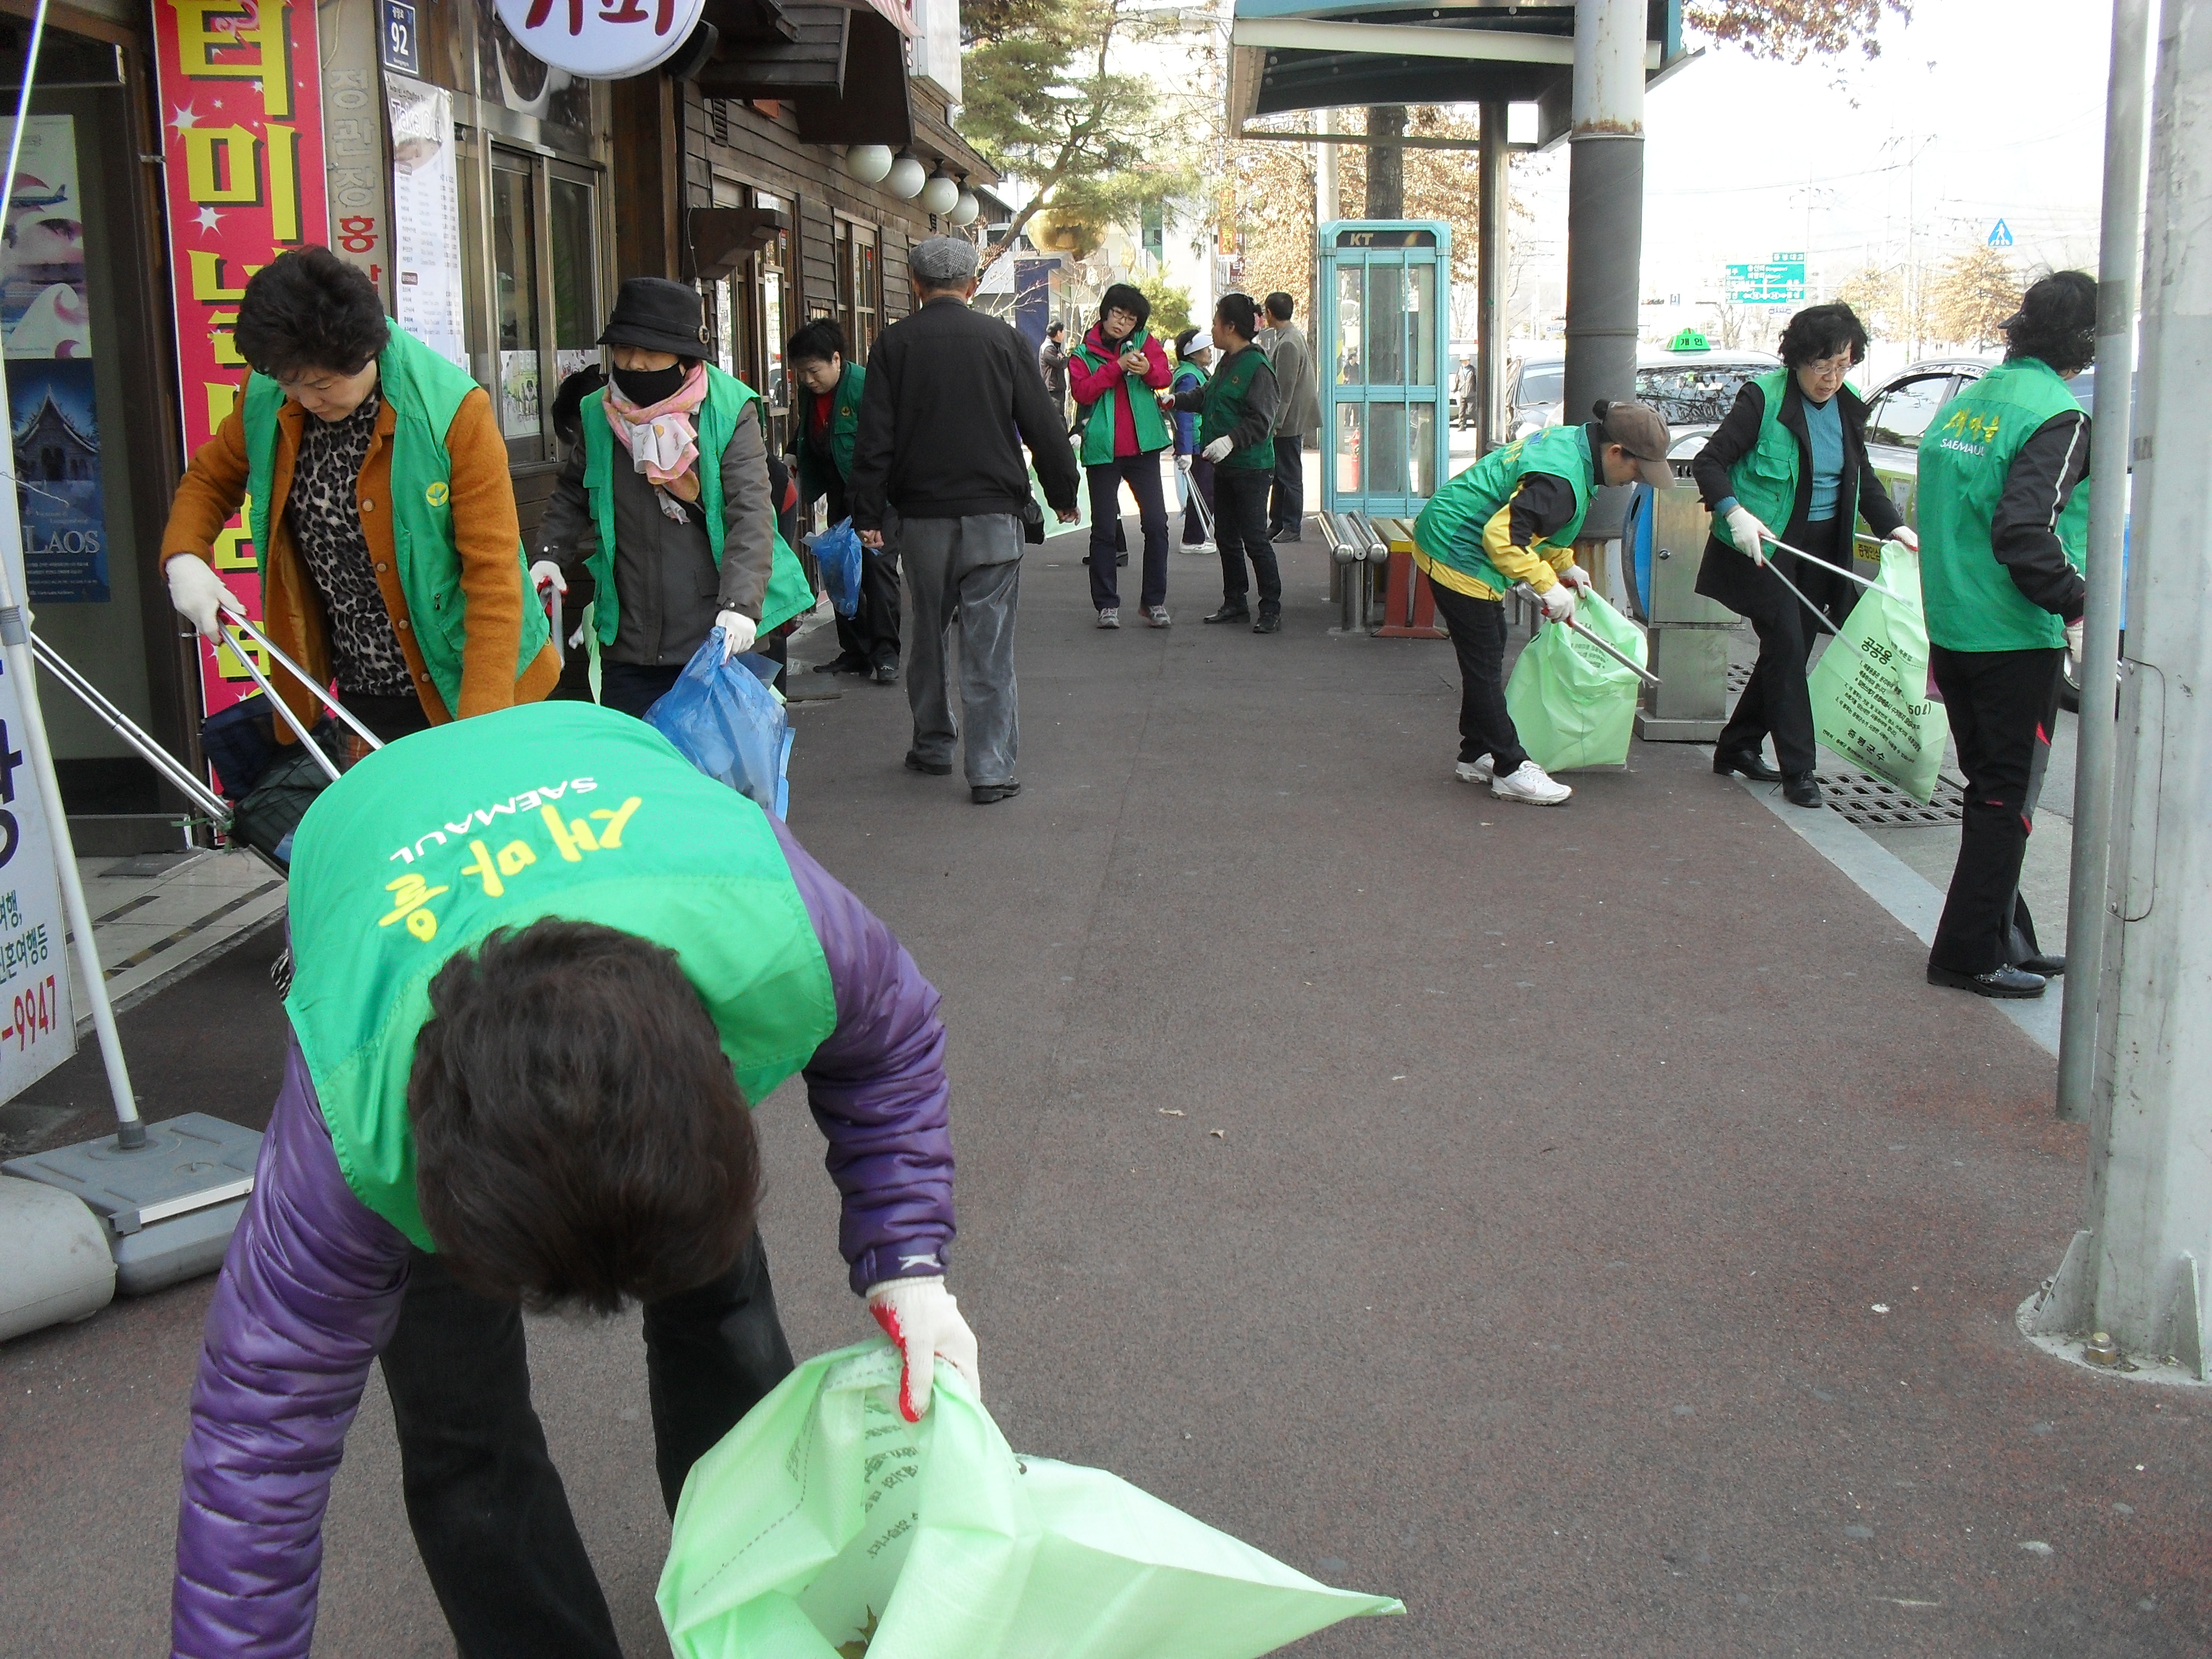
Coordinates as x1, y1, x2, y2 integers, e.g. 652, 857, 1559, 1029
903, 751, 951, 776
1202, 604, 1251, 625
1252, 610, 1282, 634
1928, 962, 2048, 999
1714, 748, 1782, 783
2017, 953, 2066, 977
872, 661, 900, 685
972, 780, 1022, 805
1782, 771, 1823, 808
813, 652, 866, 675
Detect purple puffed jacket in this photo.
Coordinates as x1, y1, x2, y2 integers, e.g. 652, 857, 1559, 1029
170, 817, 954, 1658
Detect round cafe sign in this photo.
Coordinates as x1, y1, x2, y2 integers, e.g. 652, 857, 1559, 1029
493, 0, 708, 78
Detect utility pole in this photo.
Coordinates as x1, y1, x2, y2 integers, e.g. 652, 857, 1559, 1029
1366, 104, 1405, 218
2057, 0, 2154, 1126
2020, 0, 2211, 1384
1562, 0, 1644, 528
1477, 99, 1509, 451
1316, 106, 1338, 229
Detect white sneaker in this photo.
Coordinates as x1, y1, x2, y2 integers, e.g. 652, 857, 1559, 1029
1491, 760, 1572, 805
1098, 607, 1121, 629
1454, 755, 1494, 785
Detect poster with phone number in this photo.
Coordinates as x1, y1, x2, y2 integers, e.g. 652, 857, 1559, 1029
153, 0, 330, 719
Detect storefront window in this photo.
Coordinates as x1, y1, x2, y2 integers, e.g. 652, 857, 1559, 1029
491, 153, 541, 443
837, 218, 880, 363
548, 173, 597, 383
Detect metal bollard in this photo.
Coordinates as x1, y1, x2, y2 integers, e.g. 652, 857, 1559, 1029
1323, 514, 1364, 634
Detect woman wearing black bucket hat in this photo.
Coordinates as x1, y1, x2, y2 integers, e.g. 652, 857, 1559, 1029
536, 278, 814, 717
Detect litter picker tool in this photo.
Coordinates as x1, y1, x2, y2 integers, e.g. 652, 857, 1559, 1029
225, 613, 386, 754
1512, 584, 1663, 687
1175, 452, 1215, 543
1755, 531, 1908, 602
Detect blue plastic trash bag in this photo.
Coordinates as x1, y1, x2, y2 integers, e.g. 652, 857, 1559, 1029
808, 518, 865, 617
646, 633, 793, 817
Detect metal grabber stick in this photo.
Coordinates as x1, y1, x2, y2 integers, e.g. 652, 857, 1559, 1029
1756, 531, 1908, 602
1512, 583, 1663, 686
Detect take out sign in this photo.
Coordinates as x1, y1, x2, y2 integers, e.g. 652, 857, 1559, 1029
491, 0, 707, 77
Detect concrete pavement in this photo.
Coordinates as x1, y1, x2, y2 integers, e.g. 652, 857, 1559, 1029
1, 524, 2204, 1657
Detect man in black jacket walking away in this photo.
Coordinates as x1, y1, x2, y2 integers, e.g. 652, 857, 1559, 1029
848, 236, 1081, 803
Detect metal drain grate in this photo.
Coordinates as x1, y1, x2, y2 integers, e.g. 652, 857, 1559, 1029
1815, 766, 1965, 826
1726, 662, 1752, 693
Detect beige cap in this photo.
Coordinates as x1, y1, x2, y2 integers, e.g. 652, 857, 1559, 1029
1596, 400, 1676, 488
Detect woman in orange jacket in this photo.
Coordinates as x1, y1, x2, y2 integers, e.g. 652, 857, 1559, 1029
161, 247, 557, 746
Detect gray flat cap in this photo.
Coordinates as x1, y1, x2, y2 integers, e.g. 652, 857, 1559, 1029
911, 235, 979, 284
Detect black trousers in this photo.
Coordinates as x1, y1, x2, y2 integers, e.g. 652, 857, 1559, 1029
1085, 454, 1170, 609
340, 693, 434, 747
1928, 643, 2060, 976
598, 660, 683, 720
1429, 581, 1530, 776
834, 543, 903, 671
1181, 454, 1215, 545
1269, 432, 1304, 536
1715, 518, 1846, 777
1213, 468, 1281, 612
380, 1235, 794, 1659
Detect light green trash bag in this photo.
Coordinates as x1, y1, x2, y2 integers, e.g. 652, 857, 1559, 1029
1808, 538, 1948, 805
658, 1341, 1404, 1659
1502, 589, 1648, 772
1030, 436, 1090, 537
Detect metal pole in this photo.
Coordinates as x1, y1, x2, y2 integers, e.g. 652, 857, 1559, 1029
1316, 106, 1337, 232
2024, 0, 2212, 1379
1477, 99, 1508, 452
2057, 0, 2154, 1126
1563, 0, 1644, 535
0, 0, 141, 1146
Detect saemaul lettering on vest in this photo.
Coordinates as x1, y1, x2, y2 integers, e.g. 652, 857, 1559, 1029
387, 776, 600, 862
378, 789, 644, 943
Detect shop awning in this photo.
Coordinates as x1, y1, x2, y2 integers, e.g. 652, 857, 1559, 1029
1227, 0, 1686, 145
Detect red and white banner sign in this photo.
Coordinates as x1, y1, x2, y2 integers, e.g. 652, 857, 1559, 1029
153, 0, 330, 718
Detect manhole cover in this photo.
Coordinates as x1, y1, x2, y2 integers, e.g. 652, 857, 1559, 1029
1815, 767, 1964, 826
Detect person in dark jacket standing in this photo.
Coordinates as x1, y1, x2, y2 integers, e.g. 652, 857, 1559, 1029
788, 318, 900, 683
1916, 272, 2095, 1001
848, 236, 1081, 803
1691, 302, 1911, 808
1039, 320, 1070, 429
1261, 292, 1320, 541
537, 279, 811, 719
1170, 293, 1282, 632
1170, 327, 1214, 550
168, 702, 977, 1659
1067, 283, 1175, 628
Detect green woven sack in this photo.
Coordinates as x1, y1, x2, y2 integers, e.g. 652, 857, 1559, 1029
1809, 539, 1948, 804
659, 1341, 1404, 1658
1503, 590, 1648, 772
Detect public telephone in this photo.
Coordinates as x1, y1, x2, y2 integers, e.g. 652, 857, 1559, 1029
1316, 220, 1453, 520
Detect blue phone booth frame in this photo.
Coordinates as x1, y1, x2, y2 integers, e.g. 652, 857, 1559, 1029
1316, 220, 1453, 520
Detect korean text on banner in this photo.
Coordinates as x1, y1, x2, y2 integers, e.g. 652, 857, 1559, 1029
153, 0, 330, 720
0, 529, 75, 1102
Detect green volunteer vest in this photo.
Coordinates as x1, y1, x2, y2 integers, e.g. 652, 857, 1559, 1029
796, 359, 864, 507
1712, 368, 1798, 553
243, 326, 550, 716
580, 365, 814, 646
1198, 344, 1276, 472
1915, 357, 2091, 652
1070, 335, 1173, 464
283, 700, 838, 1250
1411, 423, 1592, 596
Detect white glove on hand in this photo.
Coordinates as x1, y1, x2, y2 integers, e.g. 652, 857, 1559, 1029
715, 609, 757, 660
1176, 452, 1193, 474
1557, 563, 1592, 594
1888, 524, 1920, 553
2065, 617, 2085, 660
1539, 582, 1577, 623
529, 558, 567, 595
1726, 506, 1771, 566
165, 553, 242, 639
866, 1275, 980, 1423
1201, 436, 1235, 464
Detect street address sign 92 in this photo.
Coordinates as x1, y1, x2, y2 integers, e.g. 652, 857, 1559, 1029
492, 0, 706, 77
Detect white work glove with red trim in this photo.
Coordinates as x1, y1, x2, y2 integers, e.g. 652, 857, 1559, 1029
1726, 506, 1771, 566
866, 1275, 980, 1423
715, 609, 758, 660
1556, 563, 1592, 594
529, 558, 567, 595
1539, 581, 1577, 623
166, 553, 243, 640
1888, 524, 1920, 552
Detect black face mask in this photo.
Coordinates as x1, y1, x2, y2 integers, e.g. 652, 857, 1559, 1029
612, 362, 687, 406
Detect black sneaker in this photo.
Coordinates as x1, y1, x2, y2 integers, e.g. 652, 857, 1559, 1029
903, 751, 952, 776
1202, 603, 1251, 625
972, 780, 1022, 805
1252, 610, 1282, 634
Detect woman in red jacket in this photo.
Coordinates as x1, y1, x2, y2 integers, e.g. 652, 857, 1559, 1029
1068, 283, 1175, 629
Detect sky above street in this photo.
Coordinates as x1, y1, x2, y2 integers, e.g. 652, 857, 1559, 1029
1513, 0, 2114, 303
